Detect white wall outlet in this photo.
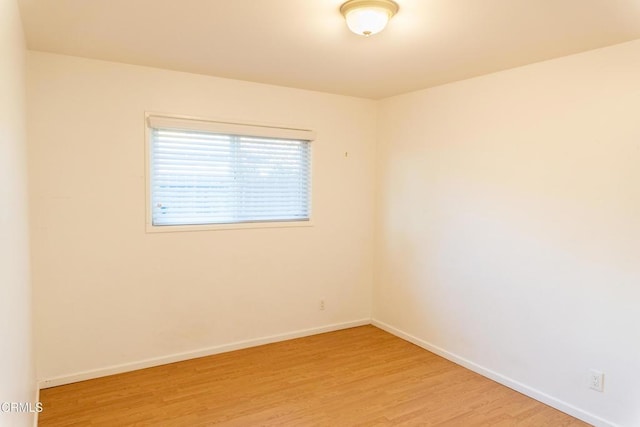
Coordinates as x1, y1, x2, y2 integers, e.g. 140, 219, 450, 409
588, 369, 604, 392
320, 299, 325, 311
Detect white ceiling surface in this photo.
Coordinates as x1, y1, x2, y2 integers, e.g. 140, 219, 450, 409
18, 0, 640, 99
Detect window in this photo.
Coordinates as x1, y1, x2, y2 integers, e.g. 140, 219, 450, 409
147, 115, 313, 229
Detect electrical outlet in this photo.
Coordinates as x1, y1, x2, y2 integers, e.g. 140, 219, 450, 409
588, 369, 604, 392
320, 299, 325, 311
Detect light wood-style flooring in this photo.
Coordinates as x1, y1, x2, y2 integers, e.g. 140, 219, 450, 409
39, 325, 589, 426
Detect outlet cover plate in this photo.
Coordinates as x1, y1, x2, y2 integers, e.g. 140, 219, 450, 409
588, 369, 604, 392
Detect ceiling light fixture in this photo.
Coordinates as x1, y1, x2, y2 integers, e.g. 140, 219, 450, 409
340, 0, 399, 37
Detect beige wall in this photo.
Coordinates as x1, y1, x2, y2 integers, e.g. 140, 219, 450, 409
375, 39, 640, 427
28, 52, 376, 383
0, 0, 35, 425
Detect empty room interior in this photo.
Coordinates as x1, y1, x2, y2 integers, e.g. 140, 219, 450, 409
2, 0, 640, 426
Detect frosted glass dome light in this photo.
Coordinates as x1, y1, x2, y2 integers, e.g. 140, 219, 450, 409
340, 0, 399, 37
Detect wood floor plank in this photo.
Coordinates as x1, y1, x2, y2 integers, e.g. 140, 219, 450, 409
39, 326, 589, 426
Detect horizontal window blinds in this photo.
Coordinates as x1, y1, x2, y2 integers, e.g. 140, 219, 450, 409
149, 117, 312, 226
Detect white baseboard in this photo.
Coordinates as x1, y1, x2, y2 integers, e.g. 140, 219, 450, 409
371, 319, 618, 427
38, 319, 370, 389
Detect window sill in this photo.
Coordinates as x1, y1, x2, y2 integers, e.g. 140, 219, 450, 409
146, 220, 314, 233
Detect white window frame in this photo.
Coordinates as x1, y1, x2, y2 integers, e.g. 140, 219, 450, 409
145, 112, 315, 233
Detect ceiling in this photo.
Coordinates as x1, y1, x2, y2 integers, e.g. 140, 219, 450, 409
18, 0, 640, 99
